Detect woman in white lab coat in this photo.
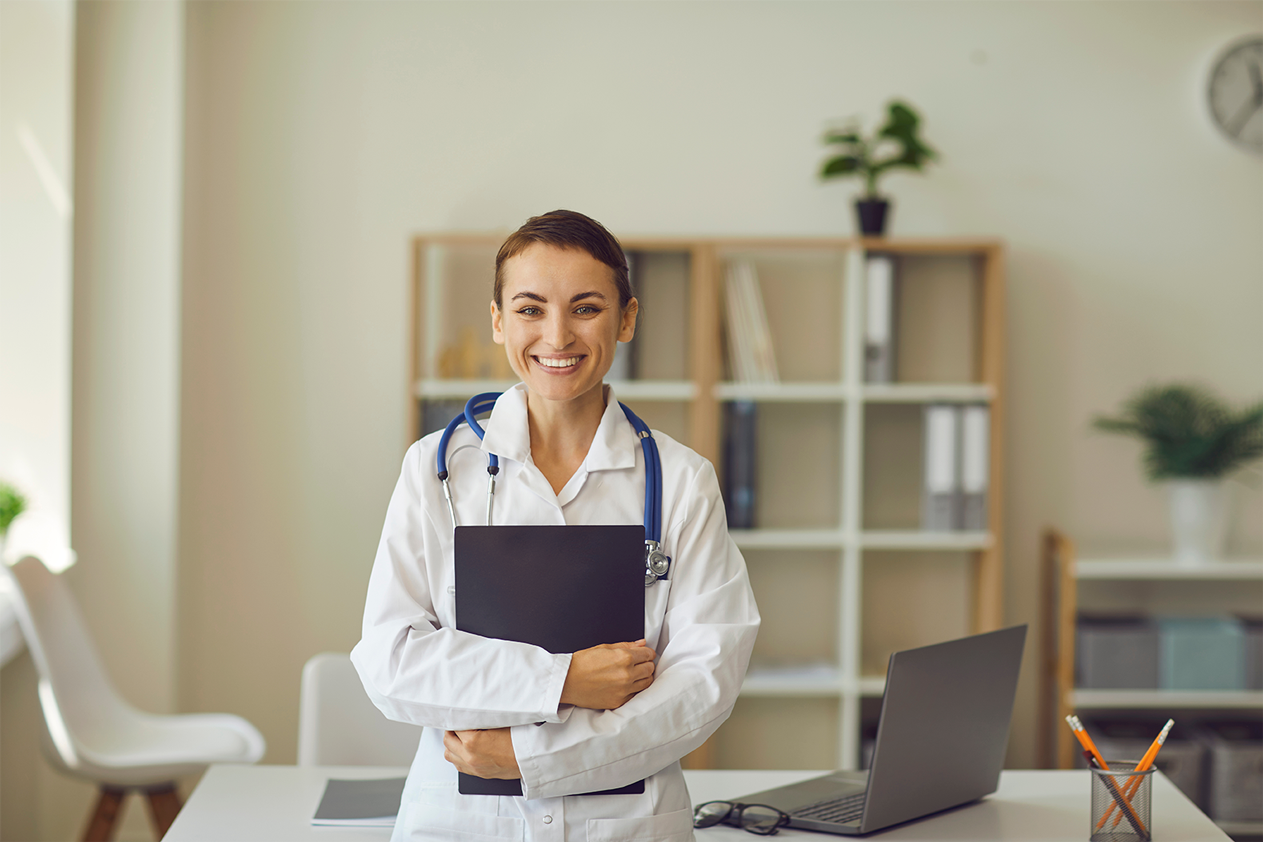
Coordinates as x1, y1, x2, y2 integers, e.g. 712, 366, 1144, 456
351, 210, 760, 841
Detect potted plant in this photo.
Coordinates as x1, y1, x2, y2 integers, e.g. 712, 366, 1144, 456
0, 481, 26, 558
1093, 383, 1263, 565
819, 99, 938, 237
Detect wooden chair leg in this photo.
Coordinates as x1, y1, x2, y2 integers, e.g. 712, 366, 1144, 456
144, 783, 183, 839
82, 786, 127, 842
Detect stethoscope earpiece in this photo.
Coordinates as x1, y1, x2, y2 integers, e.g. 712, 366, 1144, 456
436, 393, 670, 586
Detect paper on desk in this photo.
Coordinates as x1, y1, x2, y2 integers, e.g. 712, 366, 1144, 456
312, 777, 406, 826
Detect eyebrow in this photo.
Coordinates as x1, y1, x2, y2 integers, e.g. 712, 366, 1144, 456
510, 291, 609, 304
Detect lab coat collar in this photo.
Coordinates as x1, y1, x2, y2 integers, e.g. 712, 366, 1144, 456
480, 383, 638, 473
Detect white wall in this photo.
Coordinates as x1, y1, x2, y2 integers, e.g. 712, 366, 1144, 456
4, 1, 1262, 836
0, 2, 74, 568
0, 3, 74, 840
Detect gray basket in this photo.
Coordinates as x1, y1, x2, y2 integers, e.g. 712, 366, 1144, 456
1240, 617, 1263, 691
1079, 718, 1206, 808
1158, 617, 1245, 691
1202, 720, 1263, 823
1076, 615, 1159, 689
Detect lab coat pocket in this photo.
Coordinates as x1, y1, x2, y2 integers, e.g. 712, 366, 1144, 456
402, 803, 525, 841
586, 807, 695, 842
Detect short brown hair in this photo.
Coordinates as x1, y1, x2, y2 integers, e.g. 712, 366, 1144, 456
493, 210, 632, 309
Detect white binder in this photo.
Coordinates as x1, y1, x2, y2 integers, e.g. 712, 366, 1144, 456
864, 255, 897, 383
922, 404, 960, 531
959, 404, 990, 531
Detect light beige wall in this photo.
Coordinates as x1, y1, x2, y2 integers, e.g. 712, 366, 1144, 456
177, 0, 1263, 774
0, 4, 75, 837
72, 0, 184, 718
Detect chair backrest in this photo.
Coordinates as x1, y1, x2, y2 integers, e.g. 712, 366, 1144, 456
0, 555, 133, 770
297, 652, 421, 767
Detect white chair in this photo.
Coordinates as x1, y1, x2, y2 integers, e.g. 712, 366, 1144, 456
1, 555, 265, 841
298, 652, 421, 766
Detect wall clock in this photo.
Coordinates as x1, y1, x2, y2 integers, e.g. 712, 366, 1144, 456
1208, 35, 1263, 153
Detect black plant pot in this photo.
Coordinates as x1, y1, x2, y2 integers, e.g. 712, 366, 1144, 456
855, 198, 890, 237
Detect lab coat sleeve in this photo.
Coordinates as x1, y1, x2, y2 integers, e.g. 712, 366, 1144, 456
510, 459, 759, 798
350, 441, 573, 731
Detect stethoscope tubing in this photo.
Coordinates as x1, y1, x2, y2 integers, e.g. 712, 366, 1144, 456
435, 391, 664, 548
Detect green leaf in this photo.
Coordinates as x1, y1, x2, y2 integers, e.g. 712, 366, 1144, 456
823, 130, 862, 146
1093, 384, 1263, 480
820, 155, 863, 178
0, 482, 26, 535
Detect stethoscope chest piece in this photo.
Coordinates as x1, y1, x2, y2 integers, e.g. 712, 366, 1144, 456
645, 541, 671, 587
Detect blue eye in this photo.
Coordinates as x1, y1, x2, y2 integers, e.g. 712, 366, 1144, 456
516, 306, 542, 316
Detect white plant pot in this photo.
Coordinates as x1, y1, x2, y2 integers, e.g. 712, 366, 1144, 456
1167, 479, 1230, 566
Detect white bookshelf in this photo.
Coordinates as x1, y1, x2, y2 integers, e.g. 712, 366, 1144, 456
411, 234, 1006, 771
862, 383, 995, 403
715, 382, 848, 402
1071, 689, 1263, 709
730, 529, 992, 551
741, 664, 844, 697
1075, 558, 1263, 580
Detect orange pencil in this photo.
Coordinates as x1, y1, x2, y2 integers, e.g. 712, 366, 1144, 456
1065, 715, 1108, 769
1106, 719, 1174, 829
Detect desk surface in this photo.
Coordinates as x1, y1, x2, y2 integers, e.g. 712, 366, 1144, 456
164, 765, 1230, 842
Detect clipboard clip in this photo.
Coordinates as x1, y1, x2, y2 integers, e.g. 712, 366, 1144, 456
645, 540, 671, 587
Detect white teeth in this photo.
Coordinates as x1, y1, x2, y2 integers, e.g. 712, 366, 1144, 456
537, 357, 581, 368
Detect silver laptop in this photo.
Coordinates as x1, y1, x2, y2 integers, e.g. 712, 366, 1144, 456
730, 625, 1026, 835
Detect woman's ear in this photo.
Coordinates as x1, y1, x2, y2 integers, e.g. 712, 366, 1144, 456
490, 300, 505, 345
618, 298, 639, 343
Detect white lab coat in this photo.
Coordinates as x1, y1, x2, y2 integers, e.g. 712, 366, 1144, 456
351, 384, 759, 841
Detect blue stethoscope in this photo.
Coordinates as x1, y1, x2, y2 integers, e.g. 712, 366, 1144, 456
436, 392, 671, 587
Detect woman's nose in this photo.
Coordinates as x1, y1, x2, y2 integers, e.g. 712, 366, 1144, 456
543, 314, 575, 349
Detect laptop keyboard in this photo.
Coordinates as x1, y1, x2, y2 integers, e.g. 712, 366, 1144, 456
791, 791, 866, 826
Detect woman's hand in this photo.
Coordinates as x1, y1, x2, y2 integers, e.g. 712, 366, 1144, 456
560, 639, 657, 710
443, 729, 521, 779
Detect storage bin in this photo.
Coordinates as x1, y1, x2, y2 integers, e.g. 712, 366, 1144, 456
1240, 616, 1263, 691
1079, 717, 1206, 808
1202, 720, 1263, 823
1158, 617, 1245, 691
1076, 615, 1158, 689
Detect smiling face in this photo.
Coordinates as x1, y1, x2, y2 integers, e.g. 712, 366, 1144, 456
491, 242, 638, 410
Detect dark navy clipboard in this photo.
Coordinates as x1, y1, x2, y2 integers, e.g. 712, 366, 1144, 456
454, 524, 646, 796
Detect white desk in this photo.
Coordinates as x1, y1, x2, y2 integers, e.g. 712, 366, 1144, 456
164, 765, 1229, 841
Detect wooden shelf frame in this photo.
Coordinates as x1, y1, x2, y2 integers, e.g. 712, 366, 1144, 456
1040, 527, 1263, 769
410, 234, 1007, 770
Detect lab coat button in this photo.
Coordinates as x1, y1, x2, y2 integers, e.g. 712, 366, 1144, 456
543, 816, 553, 824
447, 585, 455, 595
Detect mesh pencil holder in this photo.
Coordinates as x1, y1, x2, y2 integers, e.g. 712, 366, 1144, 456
1090, 761, 1155, 842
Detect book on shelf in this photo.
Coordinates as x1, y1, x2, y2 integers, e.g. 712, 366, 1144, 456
723, 261, 779, 383
723, 400, 758, 529
864, 253, 898, 384
922, 403, 960, 531
959, 404, 990, 530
